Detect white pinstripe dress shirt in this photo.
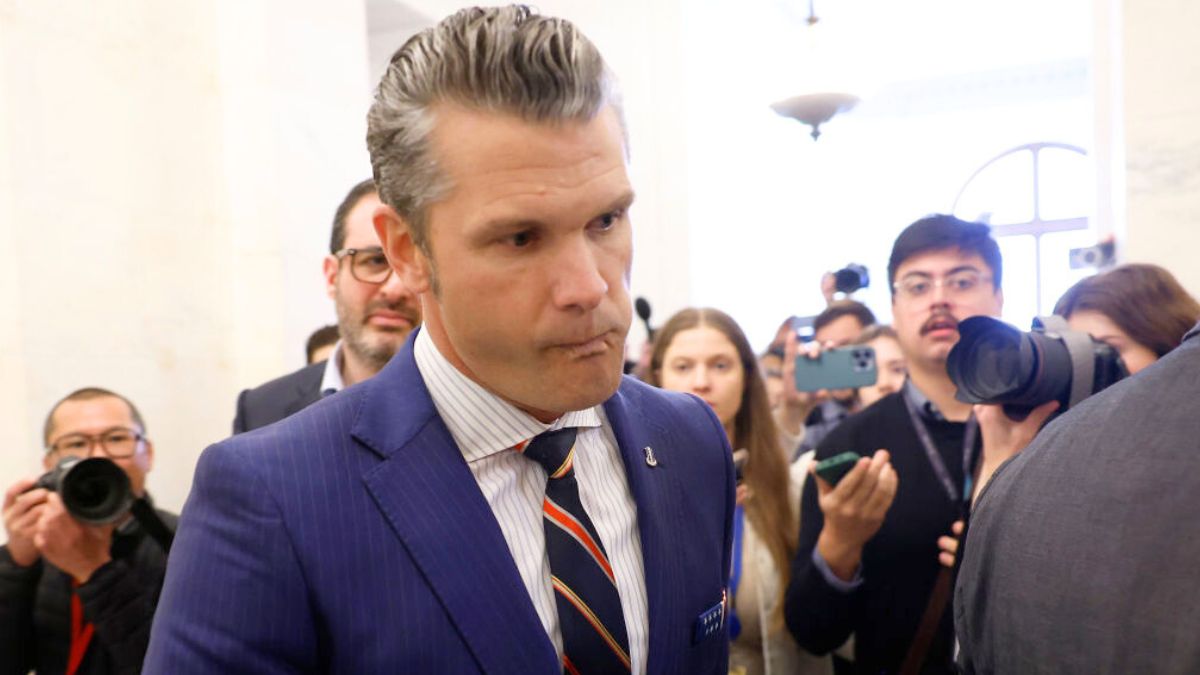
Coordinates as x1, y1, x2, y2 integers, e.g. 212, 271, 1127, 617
414, 328, 649, 673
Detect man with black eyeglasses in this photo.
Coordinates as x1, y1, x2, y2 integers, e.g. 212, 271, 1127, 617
1, 387, 177, 675
233, 178, 423, 433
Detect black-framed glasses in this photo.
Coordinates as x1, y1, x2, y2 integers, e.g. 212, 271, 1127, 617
47, 427, 145, 459
334, 246, 393, 284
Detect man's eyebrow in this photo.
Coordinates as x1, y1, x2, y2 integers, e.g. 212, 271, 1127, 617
476, 190, 636, 234
900, 264, 982, 279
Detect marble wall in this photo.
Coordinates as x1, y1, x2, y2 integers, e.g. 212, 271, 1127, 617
1122, 0, 1200, 295
0, 0, 372, 512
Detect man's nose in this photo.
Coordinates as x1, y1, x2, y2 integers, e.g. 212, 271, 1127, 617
551, 239, 608, 311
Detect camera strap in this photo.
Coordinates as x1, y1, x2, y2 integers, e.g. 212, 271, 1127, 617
901, 388, 978, 510
129, 498, 174, 554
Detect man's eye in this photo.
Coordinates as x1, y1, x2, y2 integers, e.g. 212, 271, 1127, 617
950, 277, 976, 290
105, 432, 133, 443
593, 209, 625, 230
509, 231, 534, 247
908, 281, 931, 295
364, 253, 389, 267
62, 439, 87, 451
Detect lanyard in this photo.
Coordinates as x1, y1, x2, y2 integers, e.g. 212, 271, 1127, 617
67, 583, 95, 675
901, 388, 978, 511
728, 505, 745, 639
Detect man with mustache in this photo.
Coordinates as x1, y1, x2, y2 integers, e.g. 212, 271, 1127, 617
785, 215, 1025, 674
232, 179, 422, 433
148, 7, 734, 673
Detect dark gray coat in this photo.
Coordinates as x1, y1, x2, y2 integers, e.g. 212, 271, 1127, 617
956, 322, 1200, 674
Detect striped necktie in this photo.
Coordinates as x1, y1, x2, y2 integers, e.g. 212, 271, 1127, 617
520, 427, 631, 674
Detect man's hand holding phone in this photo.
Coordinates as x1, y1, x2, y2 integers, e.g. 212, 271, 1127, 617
775, 331, 828, 436
812, 449, 898, 582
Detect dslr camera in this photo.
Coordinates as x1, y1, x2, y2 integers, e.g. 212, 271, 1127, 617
832, 263, 870, 294
946, 315, 1127, 421
31, 456, 133, 525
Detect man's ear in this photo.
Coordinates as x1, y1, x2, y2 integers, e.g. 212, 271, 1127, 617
137, 438, 155, 473
322, 255, 339, 300
373, 204, 433, 294
993, 286, 1005, 316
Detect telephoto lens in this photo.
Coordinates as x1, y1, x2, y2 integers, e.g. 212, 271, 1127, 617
32, 457, 133, 525
946, 315, 1128, 420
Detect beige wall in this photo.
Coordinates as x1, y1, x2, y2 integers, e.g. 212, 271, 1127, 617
0, 0, 372, 514
1096, 0, 1200, 296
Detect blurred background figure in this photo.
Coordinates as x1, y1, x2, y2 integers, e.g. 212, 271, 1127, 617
850, 325, 907, 409
648, 307, 831, 675
232, 179, 421, 433
305, 324, 340, 365
1055, 263, 1200, 375
2, 387, 176, 675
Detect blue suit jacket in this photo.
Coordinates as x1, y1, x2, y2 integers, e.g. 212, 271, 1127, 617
146, 337, 735, 674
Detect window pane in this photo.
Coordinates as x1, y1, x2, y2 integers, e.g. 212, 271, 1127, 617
954, 150, 1035, 226
997, 235, 1038, 328
1038, 146, 1092, 221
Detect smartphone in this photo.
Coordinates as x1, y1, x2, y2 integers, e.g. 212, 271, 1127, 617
813, 451, 862, 486
732, 449, 749, 485
793, 346, 878, 392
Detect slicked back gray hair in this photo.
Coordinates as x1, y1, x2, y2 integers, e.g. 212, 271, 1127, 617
366, 5, 623, 254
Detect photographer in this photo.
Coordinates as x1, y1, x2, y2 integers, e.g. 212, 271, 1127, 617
1, 388, 176, 675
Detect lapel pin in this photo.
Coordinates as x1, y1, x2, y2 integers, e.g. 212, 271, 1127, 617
643, 446, 659, 467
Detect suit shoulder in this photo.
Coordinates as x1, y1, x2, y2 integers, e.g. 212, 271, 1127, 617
617, 376, 715, 427
241, 361, 325, 401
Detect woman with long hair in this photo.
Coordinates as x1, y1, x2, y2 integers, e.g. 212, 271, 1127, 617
1055, 263, 1200, 374
647, 307, 830, 675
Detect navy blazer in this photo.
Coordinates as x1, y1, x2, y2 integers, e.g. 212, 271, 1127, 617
232, 361, 325, 434
146, 336, 735, 674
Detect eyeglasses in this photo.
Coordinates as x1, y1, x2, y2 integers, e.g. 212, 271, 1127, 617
47, 427, 145, 459
334, 247, 393, 284
892, 270, 992, 301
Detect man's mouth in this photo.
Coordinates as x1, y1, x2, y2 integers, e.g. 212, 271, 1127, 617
367, 308, 418, 329
555, 331, 616, 359
921, 316, 959, 336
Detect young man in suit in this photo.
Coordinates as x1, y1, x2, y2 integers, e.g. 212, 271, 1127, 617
147, 6, 735, 674
231, 178, 422, 433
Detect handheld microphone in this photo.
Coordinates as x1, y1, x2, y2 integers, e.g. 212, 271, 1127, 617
635, 297, 654, 340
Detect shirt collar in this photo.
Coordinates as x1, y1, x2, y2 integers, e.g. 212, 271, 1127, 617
902, 378, 947, 422
319, 341, 346, 396
413, 327, 601, 464
1185, 321, 1200, 342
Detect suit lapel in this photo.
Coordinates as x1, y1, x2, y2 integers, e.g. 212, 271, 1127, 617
603, 382, 689, 673
354, 337, 557, 674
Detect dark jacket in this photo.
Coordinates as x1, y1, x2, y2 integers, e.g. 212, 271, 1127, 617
232, 361, 325, 434
957, 322, 1200, 673
0, 503, 177, 675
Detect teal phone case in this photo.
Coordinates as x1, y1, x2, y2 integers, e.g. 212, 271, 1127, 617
793, 346, 878, 392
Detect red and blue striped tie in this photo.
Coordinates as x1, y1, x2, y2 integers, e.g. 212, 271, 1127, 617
520, 427, 631, 674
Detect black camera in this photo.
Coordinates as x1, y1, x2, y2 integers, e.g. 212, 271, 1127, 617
946, 315, 1128, 420
833, 264, 869, 294
32, 457, 133, 525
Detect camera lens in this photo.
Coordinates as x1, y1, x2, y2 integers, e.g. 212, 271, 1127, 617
59, 458, 132, 525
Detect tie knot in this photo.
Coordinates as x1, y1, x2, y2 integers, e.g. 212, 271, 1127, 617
521, 427, 579, 480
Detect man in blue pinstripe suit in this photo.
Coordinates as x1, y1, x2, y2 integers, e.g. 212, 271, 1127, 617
145, 6, 734, 674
